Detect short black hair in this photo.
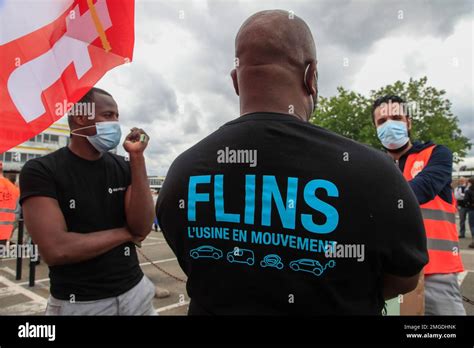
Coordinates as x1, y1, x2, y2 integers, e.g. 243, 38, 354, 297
77, 87, 112, 105
371, 95, 408, 122
68, 87, 113, 133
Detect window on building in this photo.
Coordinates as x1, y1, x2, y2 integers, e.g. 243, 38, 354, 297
4, 152, 21, 162
43, 134, 59, 144
20, 153, 27, 163
28, 134, 42, 142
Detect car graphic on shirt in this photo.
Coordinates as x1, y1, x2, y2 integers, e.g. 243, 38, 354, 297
227, 248, 255, 266
260, 254, 284, 270
190, 245, 223, 260
289, 258, 336, 276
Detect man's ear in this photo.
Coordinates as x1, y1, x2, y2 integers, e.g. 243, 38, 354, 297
407, 117, 412, 132
304, 61, 317, 96
231, 69, 239, 96
72, 115, 91, 128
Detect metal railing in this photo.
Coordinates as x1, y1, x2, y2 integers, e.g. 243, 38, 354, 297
15, 209, 39, 287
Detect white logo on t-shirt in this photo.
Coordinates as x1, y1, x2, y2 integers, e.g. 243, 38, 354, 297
411, 160, 424, 178
108, 187, 127, 194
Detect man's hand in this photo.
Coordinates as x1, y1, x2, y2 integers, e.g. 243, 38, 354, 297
123, 127, 149, 154
123, 126, 154, 239
131, 233, 146, 247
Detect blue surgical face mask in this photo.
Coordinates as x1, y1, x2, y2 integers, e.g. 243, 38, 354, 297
376, 120, 409, 150
71, 121, 122, 153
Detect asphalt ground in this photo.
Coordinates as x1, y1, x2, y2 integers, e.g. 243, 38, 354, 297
0, 231, 189, 315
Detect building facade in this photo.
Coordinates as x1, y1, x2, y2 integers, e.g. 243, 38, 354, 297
1, 121, 70, 183
149, 176, 165, 192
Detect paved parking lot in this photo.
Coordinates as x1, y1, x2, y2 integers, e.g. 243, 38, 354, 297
0, 230, 189, 315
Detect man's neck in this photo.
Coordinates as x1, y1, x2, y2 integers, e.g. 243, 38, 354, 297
241, 106, 308, 122
68, 137, 102, 161
388, 141, 413, 161
238, 73, 310, 122
240, 93, 309, 122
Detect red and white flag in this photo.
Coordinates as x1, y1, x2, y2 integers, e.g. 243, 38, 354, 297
0, 0, 135, 153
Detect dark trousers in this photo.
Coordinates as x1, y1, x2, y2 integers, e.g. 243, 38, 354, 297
468, 209, 474, 239
459, 206, 468, 237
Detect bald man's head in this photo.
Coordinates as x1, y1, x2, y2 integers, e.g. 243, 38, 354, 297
231, 10, 318, 121
236, 10, 316, 69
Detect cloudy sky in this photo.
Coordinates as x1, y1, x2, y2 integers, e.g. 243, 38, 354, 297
93, 0, 473, 175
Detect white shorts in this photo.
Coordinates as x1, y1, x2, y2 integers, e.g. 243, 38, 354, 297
45, 276, 157, 316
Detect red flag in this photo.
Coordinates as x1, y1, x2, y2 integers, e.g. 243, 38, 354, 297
0, 0, 135, 153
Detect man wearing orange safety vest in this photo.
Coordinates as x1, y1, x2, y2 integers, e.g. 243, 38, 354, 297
0, 161, 20, 244
372, 95, 465, 315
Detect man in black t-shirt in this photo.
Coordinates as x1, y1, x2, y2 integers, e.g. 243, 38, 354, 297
156, 10, 428, 315
20, 87, 156, 315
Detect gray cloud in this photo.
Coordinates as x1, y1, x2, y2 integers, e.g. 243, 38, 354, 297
143, 0, 472, 94
304, 0, 471, 51
181, 102, 203, 135
403, 54, 427, 77
453, 105, 474, 146
119, 65, 178, 124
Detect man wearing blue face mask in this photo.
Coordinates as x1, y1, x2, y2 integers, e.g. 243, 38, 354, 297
20, 87, 157, 315
372, 95, 465, 316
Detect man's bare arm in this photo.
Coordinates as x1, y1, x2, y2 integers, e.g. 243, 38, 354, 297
23, 196, 134, 266
124, 128, 154, 239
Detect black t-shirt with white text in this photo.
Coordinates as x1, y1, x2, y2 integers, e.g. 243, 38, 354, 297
20, 147, 143, 301
157, 112, 428, 315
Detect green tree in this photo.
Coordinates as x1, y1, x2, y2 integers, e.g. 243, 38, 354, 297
310, 77, 471, 162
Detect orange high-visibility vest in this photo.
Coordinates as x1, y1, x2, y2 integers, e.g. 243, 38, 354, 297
403, 144, 464, 275
0, 177, 19, 241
